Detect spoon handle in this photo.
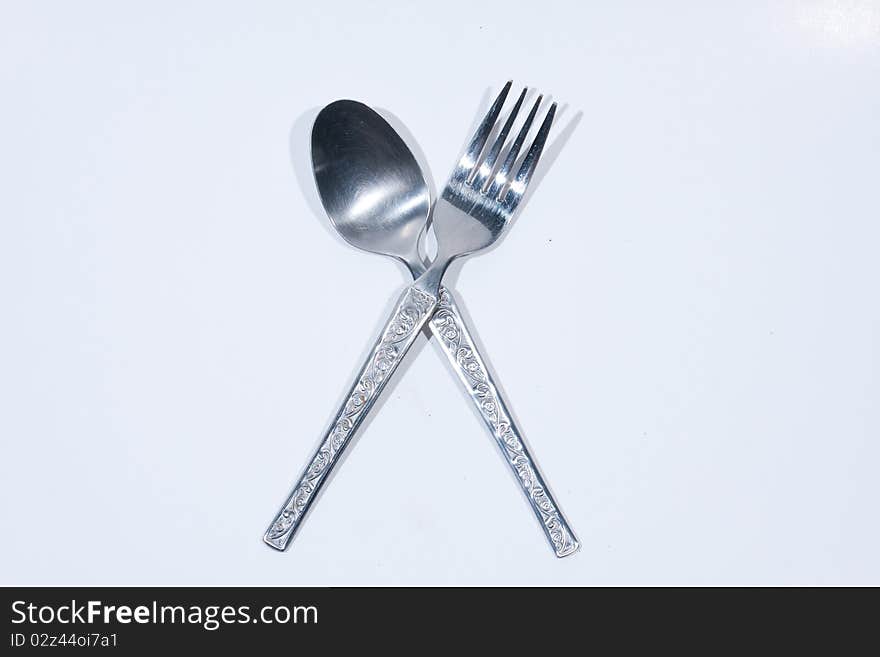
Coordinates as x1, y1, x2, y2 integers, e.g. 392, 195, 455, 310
429, 288, 580, 557
263, 285, 437, 550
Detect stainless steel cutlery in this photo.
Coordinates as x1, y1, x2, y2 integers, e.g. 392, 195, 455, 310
264, 82, 578, 556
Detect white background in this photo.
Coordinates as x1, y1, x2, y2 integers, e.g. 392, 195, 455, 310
2, 2, 879, 585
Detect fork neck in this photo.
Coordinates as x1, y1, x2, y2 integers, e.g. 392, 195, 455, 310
412, 253, 453, 298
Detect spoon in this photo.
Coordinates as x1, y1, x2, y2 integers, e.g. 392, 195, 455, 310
310, 100, 429, 280
265, 91, 578, 557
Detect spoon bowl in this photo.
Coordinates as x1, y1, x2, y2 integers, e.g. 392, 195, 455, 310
311, 100, 429, 276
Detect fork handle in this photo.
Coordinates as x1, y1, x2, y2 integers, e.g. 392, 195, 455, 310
429, 288, 580, 557
264, 285, 437, 550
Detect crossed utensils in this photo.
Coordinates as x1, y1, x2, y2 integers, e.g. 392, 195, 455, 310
264, 82, 579, 557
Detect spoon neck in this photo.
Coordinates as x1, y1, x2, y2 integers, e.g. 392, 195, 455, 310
401, 249, 427, 279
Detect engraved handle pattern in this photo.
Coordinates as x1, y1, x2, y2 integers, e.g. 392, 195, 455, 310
429, 288, 580, 557
264, 286, 437, 550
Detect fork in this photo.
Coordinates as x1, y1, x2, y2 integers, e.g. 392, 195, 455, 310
264, 83, 571, 552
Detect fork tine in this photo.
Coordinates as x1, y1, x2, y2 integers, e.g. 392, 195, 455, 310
460, 81, 512, 172
486, 94, 542, 200
470, 87, 527, 188
506, 102, 557, 202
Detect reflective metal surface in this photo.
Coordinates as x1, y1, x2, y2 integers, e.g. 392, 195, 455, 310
317, 96, 578, 556
264, 84, 577, 556
311, 100, 429, 277
415, 81, 556, 295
